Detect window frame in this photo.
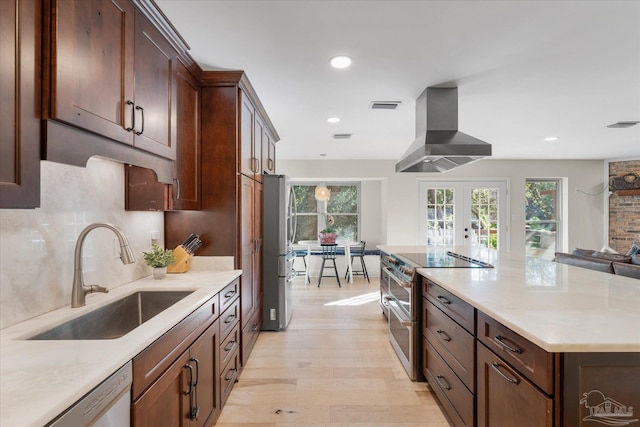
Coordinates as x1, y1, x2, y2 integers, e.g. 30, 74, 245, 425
525, 178, 563, 259
292, 181, 361, 242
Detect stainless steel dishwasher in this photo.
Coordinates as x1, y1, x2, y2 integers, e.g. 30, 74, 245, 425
47, 361, 132, 427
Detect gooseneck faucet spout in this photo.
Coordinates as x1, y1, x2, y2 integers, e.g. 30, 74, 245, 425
72, 223, 136, 308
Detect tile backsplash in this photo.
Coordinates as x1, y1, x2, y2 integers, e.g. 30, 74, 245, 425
0, 158, 163, 329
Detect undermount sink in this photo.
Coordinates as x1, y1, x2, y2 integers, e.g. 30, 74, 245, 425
28, 291, 194, 340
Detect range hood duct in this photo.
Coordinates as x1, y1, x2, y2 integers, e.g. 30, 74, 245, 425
395, 87, 492, 173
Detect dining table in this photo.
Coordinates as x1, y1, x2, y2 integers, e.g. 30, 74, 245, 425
295, 240, 359, 284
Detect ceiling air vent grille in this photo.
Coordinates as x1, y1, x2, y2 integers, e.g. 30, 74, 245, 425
607, 121, 640, 128
333, 133, 352, 139
370, 101, 401, 110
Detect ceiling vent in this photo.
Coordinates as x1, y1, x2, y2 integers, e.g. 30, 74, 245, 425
370, 101, 401, 110
607, 121, 640, 128
333, 133, 353, 139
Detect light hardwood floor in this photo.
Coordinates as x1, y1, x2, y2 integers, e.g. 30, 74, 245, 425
216, 276, 449, 426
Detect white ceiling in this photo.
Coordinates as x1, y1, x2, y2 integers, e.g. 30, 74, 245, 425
155, 0, 640, 162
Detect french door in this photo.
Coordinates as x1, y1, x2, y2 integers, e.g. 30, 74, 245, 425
418, 181, 508, 250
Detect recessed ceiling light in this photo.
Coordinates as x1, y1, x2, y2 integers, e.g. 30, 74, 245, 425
544, 136, 559, 142
329, 55, 352, 69
327, 117, 340, 123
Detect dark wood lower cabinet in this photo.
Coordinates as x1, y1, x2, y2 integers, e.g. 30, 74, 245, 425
477, 343, 553, 427
132, 319, 220, 427
132, 350, 192, 427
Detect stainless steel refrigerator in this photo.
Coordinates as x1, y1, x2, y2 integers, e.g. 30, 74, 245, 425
262, 174, 297, 331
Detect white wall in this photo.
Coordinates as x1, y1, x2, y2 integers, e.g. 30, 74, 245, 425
0, 158, 163, 329
278, 158, 606, 253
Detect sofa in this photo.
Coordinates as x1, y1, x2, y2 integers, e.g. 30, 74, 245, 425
554, 248, 640, 279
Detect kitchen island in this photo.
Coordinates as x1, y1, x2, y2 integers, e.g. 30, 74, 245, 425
379, 245, 640, 427
0, 269, 241, 427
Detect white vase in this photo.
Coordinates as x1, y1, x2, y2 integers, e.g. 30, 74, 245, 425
153, 267, 167, 280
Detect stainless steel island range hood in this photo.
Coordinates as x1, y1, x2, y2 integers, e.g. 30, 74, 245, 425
396, 86, 492, 173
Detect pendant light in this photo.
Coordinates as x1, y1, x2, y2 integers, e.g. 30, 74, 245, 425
314, 185, 331, 201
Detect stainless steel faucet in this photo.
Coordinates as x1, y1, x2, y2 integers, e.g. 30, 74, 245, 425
72, 223, 136, 307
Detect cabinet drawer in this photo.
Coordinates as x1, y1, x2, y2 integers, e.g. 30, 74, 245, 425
424, 338, 475, 427
424, 300, 475, 392
477, 311, 554, 394
424, 280, 474, 334
220, 350, 239, 407
477, 343, 553, 427
220, 298, 240, 339
241, 307, 262, 367
220, 278, 240, 313
132, 295, 216, 399
220, 322, 240, 369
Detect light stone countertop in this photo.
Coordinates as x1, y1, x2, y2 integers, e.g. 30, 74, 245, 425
378, 245, 640, 353
0, 269, 241, 427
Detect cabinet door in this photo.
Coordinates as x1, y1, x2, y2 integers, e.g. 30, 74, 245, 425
170, 60, 201, 210
240, 175, 256, 327
51, 0, 135, 144
132, 351, 192, 427
266, 137, 276, 174
132, 10, 176, 159
240, 93, 255, 178
253, 114, 264, 182
254, 181, 263, 310
0, 0, 41, 209
189, 320, 220, 427
477, 343, 553, 427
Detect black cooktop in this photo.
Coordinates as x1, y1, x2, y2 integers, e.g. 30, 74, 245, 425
396, 251, 493, 268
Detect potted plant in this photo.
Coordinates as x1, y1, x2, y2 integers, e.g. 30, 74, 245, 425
319, 214, 338, 243
143, 243, 176, 279
319, 226, 338, 244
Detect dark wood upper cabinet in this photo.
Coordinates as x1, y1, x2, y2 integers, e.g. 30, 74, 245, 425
166, 60, 201, 210
0, 0, 42, 209
125, 59, 201, 211
48, 0, 136, 145
264, 133, 276, 175
46, 0, 177, 160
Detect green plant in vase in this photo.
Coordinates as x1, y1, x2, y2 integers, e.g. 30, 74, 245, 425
143, 243, 176, 279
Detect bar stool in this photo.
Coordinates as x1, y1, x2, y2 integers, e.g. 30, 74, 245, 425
345, 241, 369, 283
294, 250, 307, 276
318, 243, 341, 287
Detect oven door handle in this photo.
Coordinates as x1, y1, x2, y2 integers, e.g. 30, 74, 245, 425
382, 267, 412, 289
388, 299, 413, 328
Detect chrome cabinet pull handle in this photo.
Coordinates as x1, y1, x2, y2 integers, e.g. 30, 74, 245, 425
225, 368, 237, 381
224, 340, 236, 352
125, 100, 135, 131
436, 295, 451, 305
435, 375, 451, 390
437, 330, 452, 342
492, 362, 519, 384
173, 178, 180, 199
134, 105, 144, 135
494, 335, 523, 354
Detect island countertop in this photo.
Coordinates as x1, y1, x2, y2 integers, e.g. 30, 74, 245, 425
378, 245, 640, 353
0, 269, 241, 427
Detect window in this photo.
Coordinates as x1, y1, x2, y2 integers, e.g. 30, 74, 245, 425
525, 179, 561, 260
293, 183, 360, 242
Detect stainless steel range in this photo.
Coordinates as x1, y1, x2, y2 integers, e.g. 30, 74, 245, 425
380, 250, 492, 380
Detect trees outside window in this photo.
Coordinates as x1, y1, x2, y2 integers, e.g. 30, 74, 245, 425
293, 183, 360, 242
525, 179, 561, 260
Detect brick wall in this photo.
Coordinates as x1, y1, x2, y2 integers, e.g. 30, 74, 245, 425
609, 160, 640, 253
